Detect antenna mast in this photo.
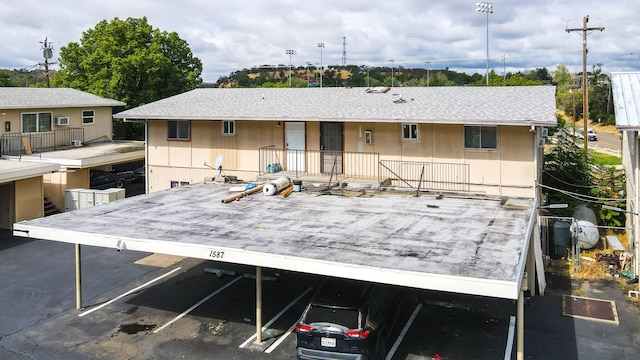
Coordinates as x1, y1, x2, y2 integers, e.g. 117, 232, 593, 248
342, 36, 347, 65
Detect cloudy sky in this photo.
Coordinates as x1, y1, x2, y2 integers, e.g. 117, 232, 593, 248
1, 0, 638, 83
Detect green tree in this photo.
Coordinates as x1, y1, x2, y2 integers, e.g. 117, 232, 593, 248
0, 71, 13, 86
53, 17, 202, 108
591, 164, 626, 228
588, 66, 614, 125
542, 126, 593, 216
553, 65, 576, 116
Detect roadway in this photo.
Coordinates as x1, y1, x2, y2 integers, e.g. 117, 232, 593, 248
586, 131, 622, 156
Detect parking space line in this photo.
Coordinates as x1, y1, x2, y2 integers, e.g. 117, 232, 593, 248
154, 275, 244, 333
78, 267, 182, 318
265, 322, 296, 353
504, 315, 516, 360
386, 303, 423, 360
239, 286, 313, 349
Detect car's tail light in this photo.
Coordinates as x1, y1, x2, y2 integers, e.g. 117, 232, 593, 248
344, 329, 371, 339
295, 324, 313, 333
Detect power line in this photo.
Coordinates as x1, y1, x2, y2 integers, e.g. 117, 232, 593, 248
540, 184, 624, 203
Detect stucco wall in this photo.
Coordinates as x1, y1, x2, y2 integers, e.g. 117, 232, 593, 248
43, 168, 90, 211
147, 120, 535, 197
15, 177, 43, 221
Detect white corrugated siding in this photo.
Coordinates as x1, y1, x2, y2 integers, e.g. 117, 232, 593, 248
612, 72, 640, 129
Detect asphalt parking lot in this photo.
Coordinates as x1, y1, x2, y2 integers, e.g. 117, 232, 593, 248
1, 229, 639, 359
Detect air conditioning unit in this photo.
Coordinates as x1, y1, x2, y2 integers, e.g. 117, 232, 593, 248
71, 140, 82, 147
55, 116, 70, 125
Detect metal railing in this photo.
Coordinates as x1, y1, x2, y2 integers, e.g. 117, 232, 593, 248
0, 128, 84, 156
379, 160, 470, 192
258, 146, 471, 192
259, 146, 380, 179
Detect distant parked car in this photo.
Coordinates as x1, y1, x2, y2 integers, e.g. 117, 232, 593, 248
576, 128, 598, 141
133, 166, 145, 183
90, 169, 136, 189
295, 279, 403, 360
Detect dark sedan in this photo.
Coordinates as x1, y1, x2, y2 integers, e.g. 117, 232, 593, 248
90, 169, 137, 189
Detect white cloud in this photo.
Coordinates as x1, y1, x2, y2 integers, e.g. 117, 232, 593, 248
1, 0, 639, 82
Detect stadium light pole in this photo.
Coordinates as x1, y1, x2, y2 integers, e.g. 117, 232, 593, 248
476, 2, 493, 86
390, 59, 394, 87
317, 42, 324, 88
425, 61, 431, 87
285, 49, 296, 87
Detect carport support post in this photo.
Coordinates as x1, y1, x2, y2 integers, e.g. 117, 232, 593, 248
255, 266, 263, 344
517, 283, 526, 359
75, 243, 82, 310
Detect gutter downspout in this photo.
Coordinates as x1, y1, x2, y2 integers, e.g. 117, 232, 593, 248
76, 243, 82, 310
255, 266, 263, 344
627, 132, 640, 291
145, 120, 149, 194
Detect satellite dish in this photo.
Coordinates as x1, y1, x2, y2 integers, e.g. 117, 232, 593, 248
213, 155, 223, 170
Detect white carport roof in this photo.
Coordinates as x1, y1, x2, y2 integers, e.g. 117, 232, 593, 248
6, 141, 145, 168
14, 182, 534, 300
0, 159, 60, 183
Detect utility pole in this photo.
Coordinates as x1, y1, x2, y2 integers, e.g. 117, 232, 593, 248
40, 37, 56, 88
566, 16, 604, 151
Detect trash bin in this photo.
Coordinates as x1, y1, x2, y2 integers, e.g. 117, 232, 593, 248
293, 180, 302, 192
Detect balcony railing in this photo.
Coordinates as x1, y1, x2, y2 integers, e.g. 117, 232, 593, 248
0, 128, 84, 156
379, 160, 470, 192
258, 146, 471, 192
259, 145, 380, 179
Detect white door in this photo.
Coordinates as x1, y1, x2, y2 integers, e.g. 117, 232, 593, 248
285, 122, 306, 173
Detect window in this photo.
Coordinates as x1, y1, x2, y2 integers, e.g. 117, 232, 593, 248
168, 120, 190, 140
402, 123, 418, 140
170, 180, 190, 188
82, 110, 95, 125
21, 112, 52, 132
223, 120, 235, 135
464, 126, 498, 149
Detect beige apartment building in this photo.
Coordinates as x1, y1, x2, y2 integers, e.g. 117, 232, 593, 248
116, 86, 557, 198
1, 87, 142, 227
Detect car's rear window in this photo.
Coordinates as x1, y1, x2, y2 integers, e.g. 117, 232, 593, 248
305, 305, 360, 329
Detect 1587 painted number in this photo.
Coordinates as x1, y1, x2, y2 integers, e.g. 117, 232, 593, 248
209, 250, 225, 259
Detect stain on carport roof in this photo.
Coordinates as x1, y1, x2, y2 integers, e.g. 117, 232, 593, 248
13, 183, 534, 300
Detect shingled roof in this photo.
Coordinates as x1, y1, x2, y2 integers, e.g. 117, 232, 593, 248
114, 86, 557, 127
0, 87, 125, 109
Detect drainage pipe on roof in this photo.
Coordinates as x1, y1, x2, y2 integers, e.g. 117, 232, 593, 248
263, 177, 291, 196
